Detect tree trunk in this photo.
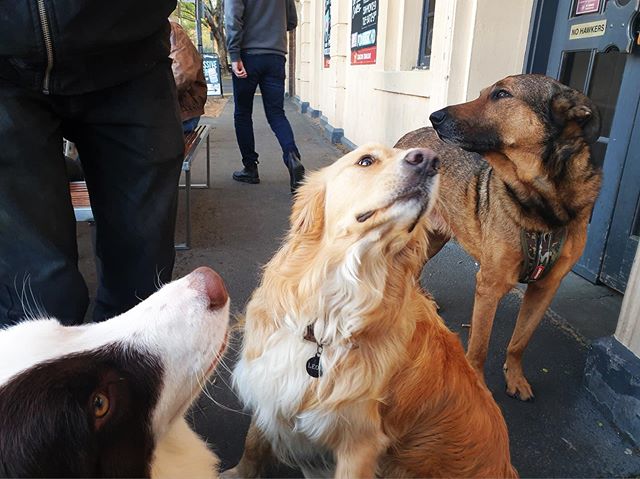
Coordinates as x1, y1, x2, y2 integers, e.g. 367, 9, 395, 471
204, 0, 229, 74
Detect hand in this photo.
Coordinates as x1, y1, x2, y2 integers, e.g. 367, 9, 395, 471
232, 60, 247, 78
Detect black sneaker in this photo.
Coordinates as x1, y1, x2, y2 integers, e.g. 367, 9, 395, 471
232, 166, 260, 184
284, 151, 305, 193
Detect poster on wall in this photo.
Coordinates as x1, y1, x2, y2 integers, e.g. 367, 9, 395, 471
323, 0, 331, 68
350, 0, 378, 65
203, 53, 222, 96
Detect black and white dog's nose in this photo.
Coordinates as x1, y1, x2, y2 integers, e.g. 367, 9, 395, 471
404, 148, 440, 177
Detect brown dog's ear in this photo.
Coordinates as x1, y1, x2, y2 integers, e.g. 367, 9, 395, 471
552, 87, 601, 144
289, 172, 325, 238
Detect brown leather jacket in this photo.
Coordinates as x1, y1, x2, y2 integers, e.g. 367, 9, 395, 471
169, 22, 207, 121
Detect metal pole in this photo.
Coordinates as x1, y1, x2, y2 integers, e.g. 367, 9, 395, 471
195, 0, 203, 54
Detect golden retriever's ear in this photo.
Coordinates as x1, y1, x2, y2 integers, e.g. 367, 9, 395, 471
290, 173, 325, 238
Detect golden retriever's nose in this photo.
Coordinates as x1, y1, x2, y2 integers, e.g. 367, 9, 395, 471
191, 267, 229, 310
404, 148, 440, 177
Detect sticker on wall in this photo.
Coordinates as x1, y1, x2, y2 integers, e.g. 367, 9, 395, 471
324, 0, 331, 68
569, 19, 607, 40
351, 0, 378, 65
575, 0, 600, 16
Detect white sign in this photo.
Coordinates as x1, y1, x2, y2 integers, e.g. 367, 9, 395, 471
569, 20, 607, 40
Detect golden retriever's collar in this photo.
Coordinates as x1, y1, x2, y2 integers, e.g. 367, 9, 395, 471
303, 324, 359, 350
303, 324, 317, 343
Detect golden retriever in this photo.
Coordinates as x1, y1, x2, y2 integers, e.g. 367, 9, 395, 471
228, 145, 517, 478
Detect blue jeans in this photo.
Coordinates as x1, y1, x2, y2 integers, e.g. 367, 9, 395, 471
232, 54, 299, 168
182, 116, 200, 134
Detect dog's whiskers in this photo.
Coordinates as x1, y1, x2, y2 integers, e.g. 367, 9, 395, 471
194, 370, 249, 416
207, 357, 242, 402
154, 267, 167, 291
15, 274, 48, 321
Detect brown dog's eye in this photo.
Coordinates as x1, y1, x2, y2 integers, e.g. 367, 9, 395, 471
93, 393, 110, 418
357, 156, 374, 167
493, 89, 512, 100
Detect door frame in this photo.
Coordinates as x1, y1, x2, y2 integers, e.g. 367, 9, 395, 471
600, 91, 640, 291
525, 0, 640, 286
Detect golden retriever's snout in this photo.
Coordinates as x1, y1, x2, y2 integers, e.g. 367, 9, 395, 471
403, 148, 440, 177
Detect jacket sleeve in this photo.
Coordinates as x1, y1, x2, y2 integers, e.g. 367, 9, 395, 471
224, 0, 245, 61
286, 0, 298, 31
169, 22, 202, 93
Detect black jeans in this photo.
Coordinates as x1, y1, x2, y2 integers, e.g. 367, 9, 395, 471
232, 53, 299, 168
0, 61, 184, 326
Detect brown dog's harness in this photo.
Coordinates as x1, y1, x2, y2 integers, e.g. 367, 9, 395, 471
519, 228, 567, 283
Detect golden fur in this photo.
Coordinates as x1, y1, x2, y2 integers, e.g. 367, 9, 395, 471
229, 145, 517, 478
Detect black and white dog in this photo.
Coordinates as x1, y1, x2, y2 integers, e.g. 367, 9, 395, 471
0, 267, 229, 478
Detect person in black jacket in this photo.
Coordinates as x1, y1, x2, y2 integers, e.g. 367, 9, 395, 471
0, 1, 184, 326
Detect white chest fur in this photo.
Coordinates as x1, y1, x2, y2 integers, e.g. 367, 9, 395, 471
233, 327, 340, 467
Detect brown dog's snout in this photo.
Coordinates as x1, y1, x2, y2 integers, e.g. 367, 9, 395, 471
429, 109, 448, 127
404, 148, 440, 177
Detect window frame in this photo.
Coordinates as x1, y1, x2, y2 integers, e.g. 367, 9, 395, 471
417, 0, 436, 69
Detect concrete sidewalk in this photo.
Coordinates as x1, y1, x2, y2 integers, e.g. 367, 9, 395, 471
77, 86, 639, 477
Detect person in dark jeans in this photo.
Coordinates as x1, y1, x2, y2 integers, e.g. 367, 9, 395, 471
225, 0, 305, 193
0, 1, 183, 327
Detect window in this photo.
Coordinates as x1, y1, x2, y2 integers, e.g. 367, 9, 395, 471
417, 0, 436, 68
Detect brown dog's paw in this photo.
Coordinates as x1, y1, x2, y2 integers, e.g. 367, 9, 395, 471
503, 366, 535, 402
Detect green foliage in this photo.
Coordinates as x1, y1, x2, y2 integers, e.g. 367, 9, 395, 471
172, 0, 214, 53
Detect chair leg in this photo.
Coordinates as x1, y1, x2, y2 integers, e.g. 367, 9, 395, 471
206, 134, 211, 189
175, 168, 191, 250
185, 168, 191, 248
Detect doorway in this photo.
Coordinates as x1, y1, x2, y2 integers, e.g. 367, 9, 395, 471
528, 0, 640, 292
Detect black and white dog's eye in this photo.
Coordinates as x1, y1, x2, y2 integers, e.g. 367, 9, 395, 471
357, 156, 374, 167
93, 393, 110, 418
493, 89, 512, 99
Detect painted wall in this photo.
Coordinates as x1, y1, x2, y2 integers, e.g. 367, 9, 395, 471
294, 0, 535, 147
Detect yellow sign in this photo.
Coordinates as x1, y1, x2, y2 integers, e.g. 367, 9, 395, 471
569, 20, 607, 40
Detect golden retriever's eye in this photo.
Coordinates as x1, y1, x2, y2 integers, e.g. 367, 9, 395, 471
93, 393, 110, 418
493, 89, 512, 100
357, 156, 374, 167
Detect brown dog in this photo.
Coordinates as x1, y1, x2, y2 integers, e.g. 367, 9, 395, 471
395, 74, 602, 401
228, 144, 517, 478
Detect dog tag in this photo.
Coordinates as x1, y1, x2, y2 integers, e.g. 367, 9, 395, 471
306, 344, 323, 378
306, 355, 322, 378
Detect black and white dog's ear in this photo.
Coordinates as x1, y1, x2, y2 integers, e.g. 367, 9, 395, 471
552, 87, 601, 144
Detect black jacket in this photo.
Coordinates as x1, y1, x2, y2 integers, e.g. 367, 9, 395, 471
0, 0, 176, 95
